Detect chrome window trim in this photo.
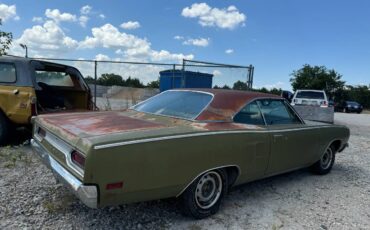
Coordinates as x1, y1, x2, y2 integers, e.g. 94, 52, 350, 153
232, 97, 304, 126
131, 89, 214, 121
93, 125, 334, 150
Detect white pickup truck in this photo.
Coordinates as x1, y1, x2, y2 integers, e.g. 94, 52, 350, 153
291, 90, 329, 107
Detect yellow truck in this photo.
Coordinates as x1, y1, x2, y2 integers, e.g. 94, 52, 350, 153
0, 56, 93, 144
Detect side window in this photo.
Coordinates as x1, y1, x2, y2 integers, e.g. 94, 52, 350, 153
35, 71, 74, 87
0, 63, 16, 83
257, 99, 301, 125
233, 101, 265, 125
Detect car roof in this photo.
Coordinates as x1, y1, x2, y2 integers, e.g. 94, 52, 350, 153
174, 88, 281, 121
295, 89, 325, 92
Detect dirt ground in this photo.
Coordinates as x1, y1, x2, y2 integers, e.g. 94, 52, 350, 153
0, 113, 369, 229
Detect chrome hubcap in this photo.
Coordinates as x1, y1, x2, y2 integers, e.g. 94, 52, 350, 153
195, 171, 222, 209
321, 147, 333, 170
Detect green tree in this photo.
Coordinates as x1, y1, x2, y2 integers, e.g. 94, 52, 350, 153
0, 19, 12, 56
221, 85, 231, 90
124, 76, 144, 88
290, 64, 345, 98
146, 79, 159, 88
232, 80, 248, 90
213, 85, 220, 89
98, 73, 124, 86
84, 76, 96, 84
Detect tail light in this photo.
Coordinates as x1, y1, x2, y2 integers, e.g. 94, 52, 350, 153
37, 127, 46, 138
71, 150, 85, 169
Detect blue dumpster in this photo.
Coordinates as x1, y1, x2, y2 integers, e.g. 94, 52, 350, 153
159, 69, 213, 92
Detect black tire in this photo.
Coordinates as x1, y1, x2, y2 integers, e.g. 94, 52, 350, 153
181, 169, 228, 219
0, 112, 9, 145
310, 145, 336, 175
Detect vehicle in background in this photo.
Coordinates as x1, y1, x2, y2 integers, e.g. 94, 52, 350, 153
335, 101, 363, 114
291, 90, 328, 107
281, 90, 293, 103
328, 100, 335, 107
0, 56, 93, 144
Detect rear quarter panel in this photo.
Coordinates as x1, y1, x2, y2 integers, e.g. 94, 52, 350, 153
84, 131, 270, 207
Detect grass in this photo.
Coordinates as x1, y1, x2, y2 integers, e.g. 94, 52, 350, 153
0, 145, 32, 168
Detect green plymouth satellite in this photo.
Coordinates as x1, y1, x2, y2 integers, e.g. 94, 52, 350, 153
31, 89, 350, 219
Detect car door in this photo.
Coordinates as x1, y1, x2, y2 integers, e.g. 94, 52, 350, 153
233, 101, 271, 180
256, 99, 319, 175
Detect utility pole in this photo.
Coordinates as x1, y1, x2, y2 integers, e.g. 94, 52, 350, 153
19, 44, 28, 58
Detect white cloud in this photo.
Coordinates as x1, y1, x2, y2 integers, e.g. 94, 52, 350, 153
174, 35, 184, 40
80, 5, 92, 15
95, 53, 110, 61
99, 14, 105, 19
183, 37, 209, 47
32, 17, 43, 23
11, 20, 78, 57
120, 21, 141, 30
45, 9, 77, 23
213, 70, 222, 76
0, 4, 19, 22
258, 81, 285, 90
182, 3, 246, 29
79, 15, 89, 27
79, 23, 193, 62
151, 50, 193, 62
225, 49, 234, 54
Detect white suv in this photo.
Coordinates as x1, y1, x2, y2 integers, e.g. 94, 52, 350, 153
291, 90, 328, 107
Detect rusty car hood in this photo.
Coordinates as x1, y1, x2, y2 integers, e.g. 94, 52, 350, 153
37, 110, 166, 138
35, 109, 263, 152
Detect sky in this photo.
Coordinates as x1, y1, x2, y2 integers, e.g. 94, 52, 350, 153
0, 0, 369, 90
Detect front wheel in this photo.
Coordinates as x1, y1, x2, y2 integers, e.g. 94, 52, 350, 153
181, 169, 228, 219
310, 145, 336, 175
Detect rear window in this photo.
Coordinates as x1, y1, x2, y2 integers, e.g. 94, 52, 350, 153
35, 71, 74, 87
296, 91, 325, 99
0, 63, 16, 83
133, 91, 213, 120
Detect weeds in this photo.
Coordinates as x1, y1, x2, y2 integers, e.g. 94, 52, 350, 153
0, 145, 32, 168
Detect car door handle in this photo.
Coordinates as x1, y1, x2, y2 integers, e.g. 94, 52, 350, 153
13, 89, 19, 95
273, 134, 283, 138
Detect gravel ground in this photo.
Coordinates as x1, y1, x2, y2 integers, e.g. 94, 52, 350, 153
0, 113, 369, 230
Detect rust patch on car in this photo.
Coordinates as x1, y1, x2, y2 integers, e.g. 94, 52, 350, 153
39, 111, 165, 137
193, 89, 280, 121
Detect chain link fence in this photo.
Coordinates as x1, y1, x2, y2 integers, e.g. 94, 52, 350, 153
30, 57, 253, 111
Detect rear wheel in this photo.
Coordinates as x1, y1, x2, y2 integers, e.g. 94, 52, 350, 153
310, 145, 336, 175
0, 112, 9, 145
181, 169, 228, 219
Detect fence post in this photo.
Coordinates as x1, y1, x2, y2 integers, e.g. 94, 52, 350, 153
94, 60, 97, 110
172, 64, 175, 89
181, 59, 185, 88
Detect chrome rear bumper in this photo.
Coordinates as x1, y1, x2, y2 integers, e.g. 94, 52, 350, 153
31, 139, 98, 208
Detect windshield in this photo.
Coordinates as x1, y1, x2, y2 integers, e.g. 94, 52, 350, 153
132, 90, 213, 120
296, 91, 325, 99
347, 101, 359, 106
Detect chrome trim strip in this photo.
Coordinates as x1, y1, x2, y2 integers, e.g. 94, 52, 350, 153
31, 139, 97, 208
33, 124, 84, 177
94, 126, 334, 150
44, 131, 85, 177
175, 165, 241, 197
